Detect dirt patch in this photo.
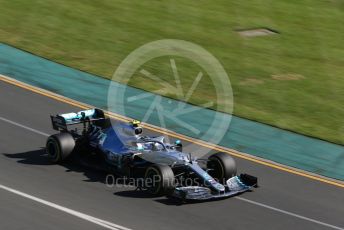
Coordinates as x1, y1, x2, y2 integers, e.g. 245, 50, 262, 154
239, 78, 264, 86
236, 28, 278, 37
271, 74, 305, 81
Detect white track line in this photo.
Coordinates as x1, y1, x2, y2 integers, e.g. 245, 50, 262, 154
0, 116, 49, 137
1, 116, 344, 230
235, 197, 344, 230
0, 184, 131, 230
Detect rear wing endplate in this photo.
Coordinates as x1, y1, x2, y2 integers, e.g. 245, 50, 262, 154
50, 108, 105, 131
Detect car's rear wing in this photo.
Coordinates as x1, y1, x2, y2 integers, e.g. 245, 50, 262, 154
50, 108, 105, 131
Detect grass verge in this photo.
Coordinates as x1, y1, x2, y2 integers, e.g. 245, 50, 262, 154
0, 0, 343, 143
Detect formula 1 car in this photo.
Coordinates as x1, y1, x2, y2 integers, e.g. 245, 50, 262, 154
46, 108, 257, 201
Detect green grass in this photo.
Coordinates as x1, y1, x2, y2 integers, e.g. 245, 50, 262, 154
0, 0, 344, 143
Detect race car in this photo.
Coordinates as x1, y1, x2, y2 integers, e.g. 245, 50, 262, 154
46, 108, 257, 201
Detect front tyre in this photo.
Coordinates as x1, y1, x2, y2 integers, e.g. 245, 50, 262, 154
144, 164, 175, 196
46, 133, 75, 163
207, 152, 237, 183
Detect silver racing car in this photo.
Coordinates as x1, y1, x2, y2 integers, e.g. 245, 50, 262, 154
46, 108, 258, 201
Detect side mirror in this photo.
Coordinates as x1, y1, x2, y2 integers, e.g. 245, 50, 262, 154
175, 140, 182, 152
131, 152, 142, 160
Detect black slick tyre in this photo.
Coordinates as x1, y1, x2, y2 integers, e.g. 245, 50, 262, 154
144, 164, 175, 196
207, 152, 237, 183
46, 133, 75, 163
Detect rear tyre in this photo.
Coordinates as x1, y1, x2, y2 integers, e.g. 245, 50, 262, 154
207, 152, 237, 183
46, 133, 75, 163
144, 164, 175, 196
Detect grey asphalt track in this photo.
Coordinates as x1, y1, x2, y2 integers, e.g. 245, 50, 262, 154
0, 80, 343, 230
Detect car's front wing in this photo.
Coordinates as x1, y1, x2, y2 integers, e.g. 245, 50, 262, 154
171, 174, 257, 201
